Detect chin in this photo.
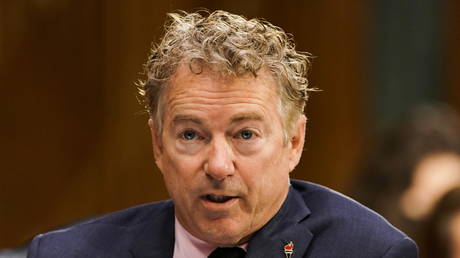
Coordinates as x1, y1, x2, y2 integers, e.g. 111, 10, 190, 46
197, 223, 249, 246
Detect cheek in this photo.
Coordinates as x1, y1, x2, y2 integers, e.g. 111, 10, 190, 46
258, 142, 290, 173
159, 157, 198, 212
261, 148, 291, 187
158, 145, 205, 191
239, 146, 290, 193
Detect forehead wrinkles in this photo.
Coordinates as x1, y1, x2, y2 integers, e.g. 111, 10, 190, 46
164, 72, 280, 120
168, 87, 272, 106
165, 89, 275, 124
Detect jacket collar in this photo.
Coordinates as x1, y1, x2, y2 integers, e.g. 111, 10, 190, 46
129, 201, 175, 258
246, 184, 313, 257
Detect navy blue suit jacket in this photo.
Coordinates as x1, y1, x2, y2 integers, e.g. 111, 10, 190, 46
27, 180, 418, 257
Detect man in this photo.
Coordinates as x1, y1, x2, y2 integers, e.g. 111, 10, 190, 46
28, 10, 418, 257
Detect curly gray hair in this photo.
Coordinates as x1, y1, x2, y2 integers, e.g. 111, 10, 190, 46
138, 10, 314, 138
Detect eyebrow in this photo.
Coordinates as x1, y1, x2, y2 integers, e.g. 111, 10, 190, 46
230, 113, 264, 124
172, 114, 202, 124
172, 113, 263, 125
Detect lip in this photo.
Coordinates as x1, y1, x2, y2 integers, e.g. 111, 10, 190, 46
199, 195, 240, 211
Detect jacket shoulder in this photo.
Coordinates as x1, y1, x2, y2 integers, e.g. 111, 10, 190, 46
27, 200, 173, 258
290, 180, 418, 257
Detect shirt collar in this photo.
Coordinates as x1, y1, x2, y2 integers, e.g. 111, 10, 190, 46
173, 217, 248, 258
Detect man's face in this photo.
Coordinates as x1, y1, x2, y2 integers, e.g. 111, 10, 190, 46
149, 64, 305, 246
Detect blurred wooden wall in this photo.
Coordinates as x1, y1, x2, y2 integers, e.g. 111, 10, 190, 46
448, 0, 460, 112
0, 0, 401, 248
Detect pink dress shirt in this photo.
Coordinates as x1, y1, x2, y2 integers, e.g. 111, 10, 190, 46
173, 217, 248, 258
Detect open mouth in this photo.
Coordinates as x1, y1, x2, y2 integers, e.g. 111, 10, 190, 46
203, 194, 236, 203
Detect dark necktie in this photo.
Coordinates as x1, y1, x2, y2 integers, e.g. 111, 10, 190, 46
208, 247, 246, 258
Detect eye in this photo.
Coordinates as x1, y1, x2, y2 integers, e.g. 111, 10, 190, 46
181, 130, 197, 141
239, 129, 254, 140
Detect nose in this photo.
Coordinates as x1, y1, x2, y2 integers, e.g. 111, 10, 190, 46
204, 137, 235, 181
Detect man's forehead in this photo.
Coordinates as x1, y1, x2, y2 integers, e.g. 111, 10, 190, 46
161, 63, 282, 125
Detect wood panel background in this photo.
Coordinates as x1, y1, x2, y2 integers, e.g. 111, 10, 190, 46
448, 0, 460, 112
5, 0, 455, 249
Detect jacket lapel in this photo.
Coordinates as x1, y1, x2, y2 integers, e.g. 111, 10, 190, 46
129, 201, 175, 258
246, 186, 313, 258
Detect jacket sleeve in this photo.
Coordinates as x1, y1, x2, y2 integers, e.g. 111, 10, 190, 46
27, 234, 42, 258
382, 237, 419, 258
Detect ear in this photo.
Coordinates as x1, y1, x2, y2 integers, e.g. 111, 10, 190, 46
148, 118, 163, 163
288, 115, 306, 172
